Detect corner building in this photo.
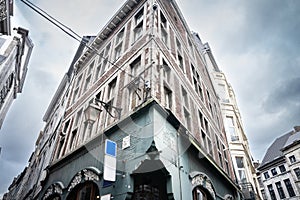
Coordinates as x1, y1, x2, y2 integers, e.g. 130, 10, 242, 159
19, 0, 241, 199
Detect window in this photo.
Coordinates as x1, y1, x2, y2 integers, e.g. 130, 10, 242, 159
133, 8, 144, 42
201, 131, 207, 150
114, 44, 122, 60
107, 78, 117, 101
188, 38, 194, 56
279, 165, 286, 173
236, 157, 246, 183
219, 152, 223, 168
56, 137, 65, 159
177, 54, 184, 71
160, 12, 168, 46
116, 28, 124, 44
284, 179, 295, 197
226, 116, 239, 142
73, 75, 83, 103
267, 184, 277, 200
289, 155, 296, 163
162, 60, 171, 82
236, 157, 244, 168
83, 76, 91, 91
181, 87, 189, 109
69, 129, 77, 150
75, 109, 83, 127
164, 86, 172, 109
161, 26, 168, 46
114, 28, 124, 60
294, 168, 300, 179
130, 56, 141, 77
193, 187, 208, 200
184, 108, 191, 131
275, 182, 286, 199
264, 172, 270, 179
271, 168, 278, 176
198, 110, 204, 129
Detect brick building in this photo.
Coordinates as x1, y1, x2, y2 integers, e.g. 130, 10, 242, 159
6, 0, 243, 199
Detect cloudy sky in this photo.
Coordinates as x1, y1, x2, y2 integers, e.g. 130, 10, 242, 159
0, 0, 299, 195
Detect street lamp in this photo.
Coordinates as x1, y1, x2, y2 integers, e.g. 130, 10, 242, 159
84, 103, 102, 139
84, 103, 102, 123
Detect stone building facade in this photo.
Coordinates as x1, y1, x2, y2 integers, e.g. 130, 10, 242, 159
258, 126, 300, 200
6, 0, 243, 199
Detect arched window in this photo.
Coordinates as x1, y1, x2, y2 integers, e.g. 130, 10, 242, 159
67, 181, 99, 200
193, 187, 211, 200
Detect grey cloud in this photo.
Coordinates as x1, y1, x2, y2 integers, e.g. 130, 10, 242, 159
262, 77, 300, 114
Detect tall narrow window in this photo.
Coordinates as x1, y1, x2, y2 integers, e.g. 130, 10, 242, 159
267, 184, 276, 200
160, 12, 168, 46
56, 137, 65, 159
69, 129, 77, 150
181, 87, 189, 109
178, 54, 183, 71
184, 108, 191, 131
162, 60, 170, 82
114, 28, 124, 60
73, 74, 83, 103
294, 168, 300, 179
130, 56, 141, 77
236, 156, 246, 183
275, 182, 286, 199
164, 86, 172, 109
107, 78, 117, 101
284, 179, 296, 197
226, 116, 239, 142
134, 8, 144, 42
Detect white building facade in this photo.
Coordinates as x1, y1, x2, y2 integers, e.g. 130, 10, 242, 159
258, 126, 300, 200
193, 33, 262, 199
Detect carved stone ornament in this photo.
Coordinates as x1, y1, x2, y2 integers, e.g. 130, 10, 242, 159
42, 183, 64, 200
68, 172, 82, 192
68, 168, 101, 191
190, 172, 216, 200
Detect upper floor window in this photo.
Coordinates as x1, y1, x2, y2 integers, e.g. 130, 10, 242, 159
264, 172, 270, 179
226, 116, 239, 142
164, 86, 172, 109
107, 78, 117, 101
279, 165, 286, 173
271, 168, 277, 176
133, 8, 144, 42
130, 56, 141, 77
114, 28, 124, 61
181, 87, 189, 109
294, 168, 300, 179
289, 155, 296, 163
160, 12, 168, 47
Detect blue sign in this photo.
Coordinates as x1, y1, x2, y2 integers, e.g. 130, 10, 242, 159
105, 139, 117, 157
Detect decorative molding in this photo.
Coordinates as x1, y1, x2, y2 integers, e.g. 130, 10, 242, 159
67, 167, 101, 192
190, 172, 216, 200
42, 182, 64, 200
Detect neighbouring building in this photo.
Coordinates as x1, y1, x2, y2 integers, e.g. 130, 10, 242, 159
258, 126, 300, 200
193, 33, 262, 200
0, 0, 33, 130
6, 0, 244, 199
3, 36, 92, 200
